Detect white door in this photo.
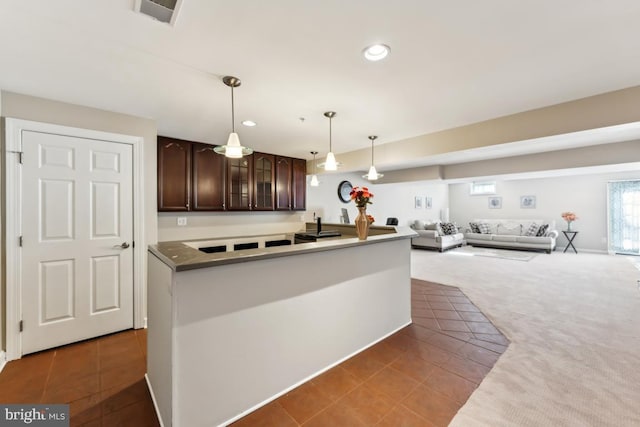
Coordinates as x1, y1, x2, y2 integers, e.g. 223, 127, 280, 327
20, 130, 134, 355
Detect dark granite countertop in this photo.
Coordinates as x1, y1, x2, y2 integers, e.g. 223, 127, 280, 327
149, 224, 417, 272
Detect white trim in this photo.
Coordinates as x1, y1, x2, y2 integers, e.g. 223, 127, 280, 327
220, 321, 411, 426
4, 118, 146, 360
0, 351, 7, 374
145, 373, 166, 427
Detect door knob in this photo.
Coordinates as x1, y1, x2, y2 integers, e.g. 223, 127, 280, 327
114, 242, 130, 249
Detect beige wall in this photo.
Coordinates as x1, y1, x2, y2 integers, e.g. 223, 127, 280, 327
0, 91, 157, 353
449, 170, 640, 252
326, 85, 640, 175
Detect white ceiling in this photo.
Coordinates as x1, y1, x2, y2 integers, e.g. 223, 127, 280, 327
1, 0, 640, 165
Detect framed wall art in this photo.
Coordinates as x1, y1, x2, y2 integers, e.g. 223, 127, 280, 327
414, 196, 423, 209
488, 196, 502, 209
520, 195, 536, 209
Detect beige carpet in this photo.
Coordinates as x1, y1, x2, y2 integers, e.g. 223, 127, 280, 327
411, 250, 640, 427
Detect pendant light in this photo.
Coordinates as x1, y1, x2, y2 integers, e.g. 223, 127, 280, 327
214, 76, 253, 158
310, 151, 320, 187
363, 135, 384, 180
323, 111, 338, 171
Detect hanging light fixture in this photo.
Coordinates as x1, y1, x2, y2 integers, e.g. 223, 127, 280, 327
310, 151, 320, 187
363, 135, 384, 180
323, 111, 338, 171
214, 76, 253, 158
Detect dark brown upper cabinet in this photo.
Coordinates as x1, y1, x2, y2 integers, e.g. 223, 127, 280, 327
253, 152, 275, 210
157, 137, 191, 211
292, 158, 307, 211
226, 155, 254, 211
275, 156, 293, 210
158, 136, 306, 212
192, 142, 226, 211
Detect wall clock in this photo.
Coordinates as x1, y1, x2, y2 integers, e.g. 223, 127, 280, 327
337, 180, 353, 203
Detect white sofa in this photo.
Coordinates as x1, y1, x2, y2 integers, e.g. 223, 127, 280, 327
465, 219, 558, 253
410, 220, 465, 252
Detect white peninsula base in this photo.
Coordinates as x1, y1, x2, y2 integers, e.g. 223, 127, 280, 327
147, 235, 412, 426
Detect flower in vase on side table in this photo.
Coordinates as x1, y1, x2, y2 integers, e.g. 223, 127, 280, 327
350, 186, 374, 240
561, 211, 578, 231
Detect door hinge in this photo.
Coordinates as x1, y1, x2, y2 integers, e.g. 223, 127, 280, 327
19, 236, 23, 247
8, 150, 23, 164
19, 320, 23, 332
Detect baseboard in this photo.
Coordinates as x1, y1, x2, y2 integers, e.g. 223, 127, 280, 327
222, 320, 412, 426
0, 351, 7, 374
145, 374, 165, 427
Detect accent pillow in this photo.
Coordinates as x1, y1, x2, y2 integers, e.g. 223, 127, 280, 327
469, 222, 481, 233
478, 223, 491, 234
497, 223, 522, 236
413, 220, 426, 230
536, 223, 549, 237
524, 222, 539, 237
440, 222, 458, 235
424, 222, 440, 231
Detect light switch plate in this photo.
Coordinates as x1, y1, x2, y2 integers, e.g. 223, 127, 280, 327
177, 217, 187, 226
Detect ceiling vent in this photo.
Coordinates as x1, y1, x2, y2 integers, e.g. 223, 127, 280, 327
135, 0, 182, 25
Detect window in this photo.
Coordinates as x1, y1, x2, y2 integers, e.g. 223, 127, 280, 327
470, 181, 496, 195
608, 180, 640, 255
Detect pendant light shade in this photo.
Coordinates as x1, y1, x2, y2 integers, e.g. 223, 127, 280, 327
363, 135, 384, 180
323, 111, 338, 171
214, 76, 254, 158
310, 151, 320, 186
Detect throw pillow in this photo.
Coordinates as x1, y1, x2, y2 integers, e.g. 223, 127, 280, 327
424, 222, 440, 231
478, 223, 491, 234
469, 222, 481, 233
536, 223, 549, 237
524, 222, 539, 237
440, 222, 458, 235
414, 220, 426, 230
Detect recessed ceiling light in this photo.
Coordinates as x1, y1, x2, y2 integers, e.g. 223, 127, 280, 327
242, 120, 256, 127
363, 44, 390, 61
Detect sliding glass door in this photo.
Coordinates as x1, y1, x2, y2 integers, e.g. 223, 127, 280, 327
608, 180, 640, 255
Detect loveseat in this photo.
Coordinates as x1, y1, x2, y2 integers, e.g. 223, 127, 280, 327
410, 220, 465, 252
465, 219, 558, 253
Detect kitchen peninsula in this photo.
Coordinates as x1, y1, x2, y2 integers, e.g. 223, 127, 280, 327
146, 224, 416, 426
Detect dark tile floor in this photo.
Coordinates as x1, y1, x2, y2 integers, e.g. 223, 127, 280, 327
0, 279, 508, 426
0, 329, 157, 426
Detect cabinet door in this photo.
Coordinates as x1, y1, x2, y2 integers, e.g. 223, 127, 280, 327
226, 155, 253, 210
253, 152, 275, 211
192, 143, 226, 211
275, 156, 292, 210
292, 158, 307, 211
157, 137, 191, 211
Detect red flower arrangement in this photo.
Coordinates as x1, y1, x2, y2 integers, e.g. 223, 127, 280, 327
350, 186, 374, 208
366, 214, 375, 224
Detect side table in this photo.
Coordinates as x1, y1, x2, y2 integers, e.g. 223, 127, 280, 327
562, 230, 578, 253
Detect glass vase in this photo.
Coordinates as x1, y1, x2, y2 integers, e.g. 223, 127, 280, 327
567, 221, 572, 232
355, 206, 370, 240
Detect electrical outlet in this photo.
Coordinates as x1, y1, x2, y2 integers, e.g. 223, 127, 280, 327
177, 217, 187, 226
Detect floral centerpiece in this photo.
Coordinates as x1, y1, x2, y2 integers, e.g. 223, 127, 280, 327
561, 211, 578, 231
350, 186, 374, 240
349, 186, 373, 207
